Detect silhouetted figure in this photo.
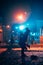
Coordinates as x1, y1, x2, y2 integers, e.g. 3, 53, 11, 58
8, 35, 14, 51
19, 28, 30, 65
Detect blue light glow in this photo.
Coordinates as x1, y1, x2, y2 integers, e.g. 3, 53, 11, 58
15, 27, 18, 29
33, 33, 35, 36
30, 32, 35, 36
19, 25, 25, 30
27, 24, 29, 26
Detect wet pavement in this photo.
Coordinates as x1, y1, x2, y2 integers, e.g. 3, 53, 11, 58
0, 48, 43, 65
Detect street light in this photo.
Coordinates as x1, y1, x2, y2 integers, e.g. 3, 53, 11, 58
13, 10, 28, 24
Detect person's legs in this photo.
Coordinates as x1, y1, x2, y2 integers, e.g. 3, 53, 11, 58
21, 48, 26, 65
21, 48, 24, 56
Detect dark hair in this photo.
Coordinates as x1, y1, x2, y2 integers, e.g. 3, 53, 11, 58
26, 28, 30, 32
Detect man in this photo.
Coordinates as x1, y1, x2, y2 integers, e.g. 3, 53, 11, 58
19, 28, 30, 65
8, 34, 14, 51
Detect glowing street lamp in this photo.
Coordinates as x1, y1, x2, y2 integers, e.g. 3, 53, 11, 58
17, 15, 23, 20
13, 10, 29, 24
16, 14, 25, 23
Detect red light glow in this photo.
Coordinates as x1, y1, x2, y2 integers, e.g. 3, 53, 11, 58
17, 14, 23, 20
15, 14, 26, 23
12, 10, 28, 24
6, 25, 10, 29
0, 29, 3, 33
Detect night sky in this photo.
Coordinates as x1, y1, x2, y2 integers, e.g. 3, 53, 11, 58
0, 0, 43, 24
